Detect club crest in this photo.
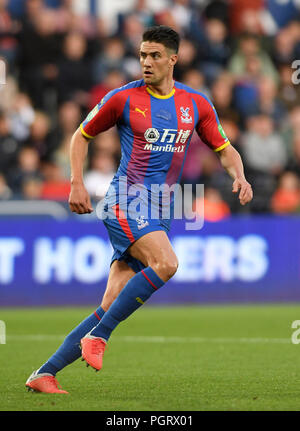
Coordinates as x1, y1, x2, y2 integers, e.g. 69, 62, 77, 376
136, 215, 149, 230
180, 107, 192, 124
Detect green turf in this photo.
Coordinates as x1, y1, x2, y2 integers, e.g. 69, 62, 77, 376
0, 304, 300, 411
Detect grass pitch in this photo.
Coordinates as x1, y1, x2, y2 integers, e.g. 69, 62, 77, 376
0, 304, 300, 411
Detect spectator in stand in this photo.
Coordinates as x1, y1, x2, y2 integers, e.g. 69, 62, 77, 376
281, 105, 300, 160
0, 110, 19, 178
242, 113, 287, 176
210, 72, 237, 121
272, 24, 299, 65
0, 172, 11, 199
286, 132, 300, 178
88, 69, 125, 112
200, 17, 231, 84
255, 76, 287, 125
51, 101, 81, 179
0, 0, 19, 69
207, 115, 245, 214
97, 0, 137, 37
182, 68, 210, 97
18, 6, 63, 109
229, 34, 278, 83
9, 146, 43, 194
122, 13, 145, 56
164, 0, 193, 35
229, 0, 264, 36
271, 171, 300, 214
25, 111, 54, 161
194, 187, 231, 222
277, 63, 300, 111
57, 100, 81, 137
174, 38, 200, 81
288, 105, 300, 136
57, 31, 93, 107
92, 38, 126, 84
232, 53, 276, 121
9, 92, 35, 142
21, 175, 43, 200
0, 69, 18, 112
93, 128, 121, 163
240, 113, 287, 212
263, 0, 300, 35
40, 161, 70, 201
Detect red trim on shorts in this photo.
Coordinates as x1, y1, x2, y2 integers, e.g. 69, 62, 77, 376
141, 269, 158, 290
112, 204, 135, 243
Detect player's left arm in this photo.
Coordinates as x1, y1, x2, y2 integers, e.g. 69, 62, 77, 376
216, 144, 253, 206
194, 94, 253, 206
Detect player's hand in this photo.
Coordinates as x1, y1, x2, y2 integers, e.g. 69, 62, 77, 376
232, 178, 253, 206
68, 183, 94, 214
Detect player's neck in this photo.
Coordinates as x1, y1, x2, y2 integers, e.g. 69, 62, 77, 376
146, 78, 175, 97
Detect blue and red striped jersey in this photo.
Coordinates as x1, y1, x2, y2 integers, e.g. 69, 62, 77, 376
80, 79, 230, 224
81, 79, 229, 187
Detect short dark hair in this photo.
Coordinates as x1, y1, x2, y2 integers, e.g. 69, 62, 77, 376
142, 25, 180, 53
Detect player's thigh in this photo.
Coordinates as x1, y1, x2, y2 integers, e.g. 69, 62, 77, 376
101, 260, 136, 310
128, 230, 178, 281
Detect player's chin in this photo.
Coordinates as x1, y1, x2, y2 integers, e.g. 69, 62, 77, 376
143, 73, 155, 82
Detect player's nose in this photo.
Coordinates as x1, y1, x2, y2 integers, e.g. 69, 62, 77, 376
143, 55, 152, 67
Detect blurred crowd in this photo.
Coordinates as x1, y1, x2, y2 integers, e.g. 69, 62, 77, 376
0, 0, 300, 220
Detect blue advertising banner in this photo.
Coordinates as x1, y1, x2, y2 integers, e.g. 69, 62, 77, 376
0, 216, 299, 306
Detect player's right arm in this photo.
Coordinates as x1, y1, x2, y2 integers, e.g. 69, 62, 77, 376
68, 88, 127, 215
69, 128, 93, 214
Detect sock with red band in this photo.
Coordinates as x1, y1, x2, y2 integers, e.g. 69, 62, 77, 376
90, 267, 165, 341
37, 306, 105, 376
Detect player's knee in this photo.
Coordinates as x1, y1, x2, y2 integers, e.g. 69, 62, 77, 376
152, 258, 178, 281
168, 258, 179, 279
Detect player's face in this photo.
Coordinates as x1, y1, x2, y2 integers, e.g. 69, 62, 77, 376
140, 41, 177, 85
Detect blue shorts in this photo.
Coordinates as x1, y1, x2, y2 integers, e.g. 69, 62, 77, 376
102, 203, 169, 273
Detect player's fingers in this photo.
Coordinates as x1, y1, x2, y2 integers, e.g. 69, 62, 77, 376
70, 201, 88, 214
239, 185, 248, 201
240, 186, 253, 205
232, 181, 240, 193
85, 196, 94, 213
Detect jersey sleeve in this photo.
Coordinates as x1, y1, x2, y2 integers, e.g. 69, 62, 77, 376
193, 94, 230, 152
80, 88, 127, 139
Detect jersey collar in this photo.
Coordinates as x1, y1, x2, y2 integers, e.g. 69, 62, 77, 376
146, 86, 175, 99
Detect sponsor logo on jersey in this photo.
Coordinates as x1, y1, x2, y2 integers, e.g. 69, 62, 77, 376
86, 105, 99, 122
180, 107, 192, 124
218, 124, 228, 140
144, 128, 160, 143
135, 107, 148, 118
136, 297, 145, 304
143, 128, 191, 152
144, 143, 185, 152
156, 109, 172, 121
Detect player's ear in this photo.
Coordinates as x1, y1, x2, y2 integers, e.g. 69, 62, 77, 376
169, 54, 178, 67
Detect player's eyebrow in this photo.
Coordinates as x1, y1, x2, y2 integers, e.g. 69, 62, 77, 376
140, 50, 162, 57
